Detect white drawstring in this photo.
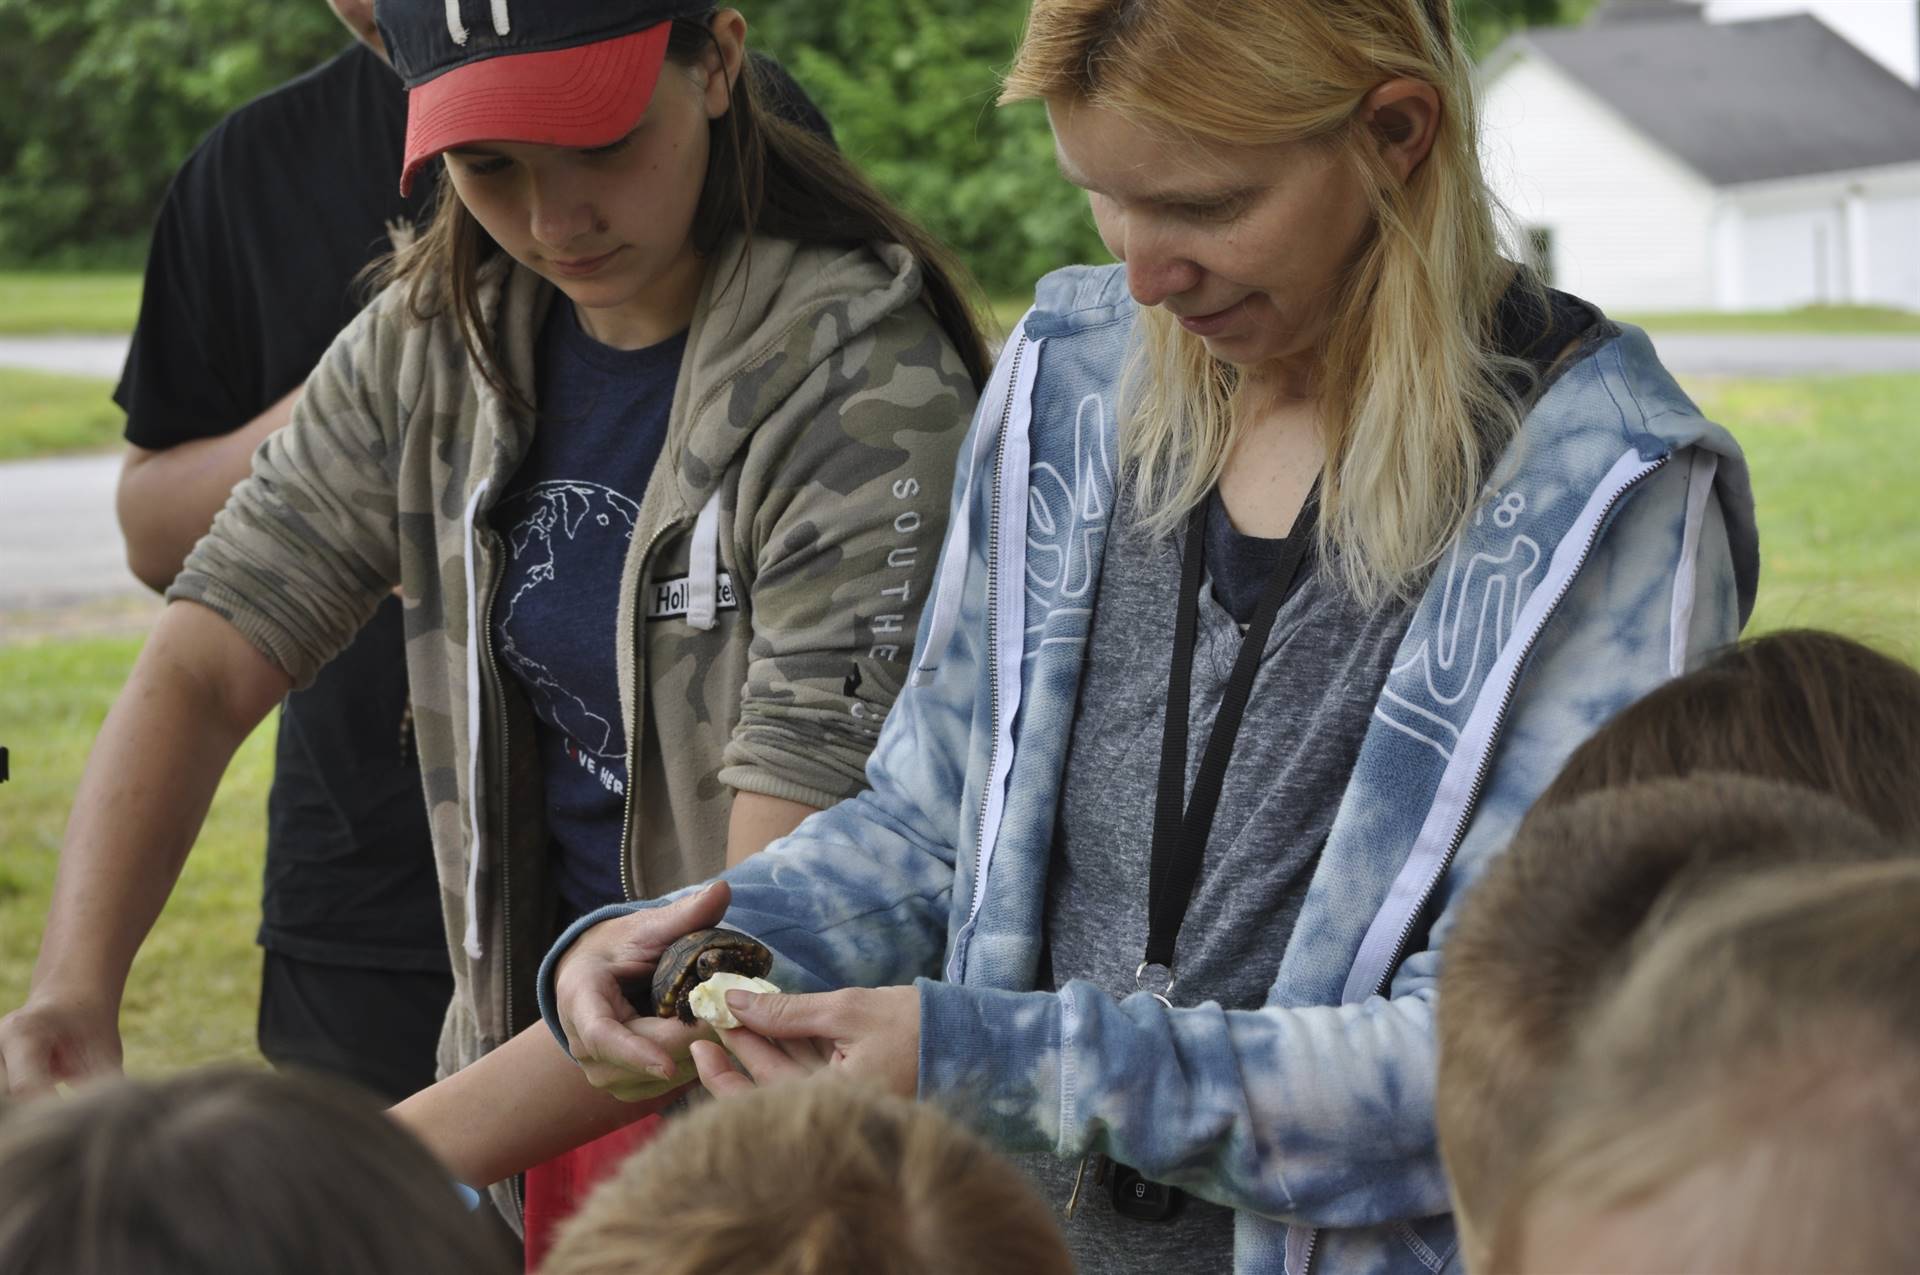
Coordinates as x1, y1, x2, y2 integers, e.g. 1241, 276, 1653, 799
460, 479, 492, 962
444, 0, 469, 45
489, 0, 510, 35
686, 490, 724, 631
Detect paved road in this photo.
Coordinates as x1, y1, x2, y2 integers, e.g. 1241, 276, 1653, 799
0, 452, 151, 619
3, 331, 1920, 384
1, 327, 1915, 632
1643, 332, 1920, 377
0, 335, 131, 380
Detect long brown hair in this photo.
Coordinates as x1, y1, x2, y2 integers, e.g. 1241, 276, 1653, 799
380, 13, 991, 411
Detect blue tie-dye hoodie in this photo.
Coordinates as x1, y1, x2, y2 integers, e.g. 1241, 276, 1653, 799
542, 265, 1759, 1274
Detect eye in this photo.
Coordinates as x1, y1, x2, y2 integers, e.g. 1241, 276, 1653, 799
1172, 194, 1250, 224
579, 130, 637, 159
448, 153, 512, 178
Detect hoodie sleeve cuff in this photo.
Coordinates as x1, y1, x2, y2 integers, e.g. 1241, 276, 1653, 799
915, 977, 1064, 1157
536, 900, 656, 1055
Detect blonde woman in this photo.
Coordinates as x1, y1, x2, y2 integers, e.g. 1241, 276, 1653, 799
544, 1, 1758, 1271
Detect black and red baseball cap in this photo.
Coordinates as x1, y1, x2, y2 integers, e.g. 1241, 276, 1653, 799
376, 0, 719, 195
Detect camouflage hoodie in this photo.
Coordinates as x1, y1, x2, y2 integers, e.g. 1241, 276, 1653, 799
171, 233, 976, 1089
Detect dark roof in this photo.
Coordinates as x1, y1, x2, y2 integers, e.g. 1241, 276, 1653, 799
1511, 13, 1920, 185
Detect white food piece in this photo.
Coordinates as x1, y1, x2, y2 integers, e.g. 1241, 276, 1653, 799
687, 973, 781, 1030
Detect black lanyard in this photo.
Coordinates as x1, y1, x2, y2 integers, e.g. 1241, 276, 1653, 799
1142, 489, 1317, 995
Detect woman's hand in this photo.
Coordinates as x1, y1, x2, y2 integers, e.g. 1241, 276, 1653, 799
689, 986, 921, 1100
552, 881, 735, 1100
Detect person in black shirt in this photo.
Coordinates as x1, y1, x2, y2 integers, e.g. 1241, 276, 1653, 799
112, 2, 450, 1103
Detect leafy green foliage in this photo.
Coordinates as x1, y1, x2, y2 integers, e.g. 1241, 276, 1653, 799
0, 0, 1571, 287
754, 0, 1569, 295
0, 0, 342, 262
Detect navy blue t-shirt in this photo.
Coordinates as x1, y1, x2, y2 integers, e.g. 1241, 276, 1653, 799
491, 304, 688, 918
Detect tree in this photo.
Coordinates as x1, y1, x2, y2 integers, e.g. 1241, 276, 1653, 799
0, 0, 341, 262
754, 0, 1570, 296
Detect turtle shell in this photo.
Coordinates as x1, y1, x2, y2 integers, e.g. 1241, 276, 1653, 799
651, 928, 774, 1024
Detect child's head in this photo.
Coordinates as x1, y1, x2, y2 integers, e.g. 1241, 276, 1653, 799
1494, 857, 1920, 1273
542, 1080, 1073, 1275
1540, 629, 1920, 837
0, 1067, 512, 1275
1436, 774, 1900, 1267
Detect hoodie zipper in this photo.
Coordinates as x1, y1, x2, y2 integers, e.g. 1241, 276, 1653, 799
618, 524, 676, 903
475, 530, 527, 1217
961, 333, 1030, 951
1291, 453, 1667, 1275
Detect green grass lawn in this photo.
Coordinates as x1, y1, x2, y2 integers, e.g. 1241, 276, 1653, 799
0, 372, 1912, 1076
1693, 374, 1920, 659
0, 272, 143, 336
1619, 305, 1920, 334
0, 637, 274, 1075
0, 368, 123, 461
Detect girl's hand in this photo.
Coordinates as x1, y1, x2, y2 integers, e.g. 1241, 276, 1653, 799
689, 986, 921, 1099
552, 881, 734, 1100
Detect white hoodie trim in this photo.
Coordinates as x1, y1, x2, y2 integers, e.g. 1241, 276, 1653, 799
914, 315, 1038, 687
686, 489, 724, 631
460, 479, 492, 962
967, 337, 1044, 932
1669, 450, 1718, 676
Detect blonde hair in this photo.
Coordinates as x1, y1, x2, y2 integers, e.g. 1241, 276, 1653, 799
541, 1081, 1072, 1275
1435, 774, 1901, 1270
1492, 859, 1920, 1273
1002, 0, 1530, 607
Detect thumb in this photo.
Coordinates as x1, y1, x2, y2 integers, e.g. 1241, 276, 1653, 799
643, 881, 733, 955
727, 989, 838, 1041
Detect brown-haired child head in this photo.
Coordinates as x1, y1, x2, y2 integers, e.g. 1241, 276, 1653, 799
1436, 774, 1901, 1269
1494, 857, 1920, 1273
542, 1079, 1073, 1275
0, 1067, 513, 1275
1540, 629, 1920, 836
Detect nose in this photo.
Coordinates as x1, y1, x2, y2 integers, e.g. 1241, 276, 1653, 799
1120, 224, 1204, 310
527, 170, 601, 254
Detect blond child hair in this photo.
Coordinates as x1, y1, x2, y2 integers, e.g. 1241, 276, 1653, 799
1493, 857, 1920, 1273
542, 1080, 1073, 1275
1435, 774, 1902, 1269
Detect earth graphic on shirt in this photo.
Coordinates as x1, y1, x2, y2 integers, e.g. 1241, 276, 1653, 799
495, 479, 640, 759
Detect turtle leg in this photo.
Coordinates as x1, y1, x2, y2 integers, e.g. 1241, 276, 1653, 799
678, 999, 697, 1026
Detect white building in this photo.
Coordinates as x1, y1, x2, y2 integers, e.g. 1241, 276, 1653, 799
1479, 0, 1920, 312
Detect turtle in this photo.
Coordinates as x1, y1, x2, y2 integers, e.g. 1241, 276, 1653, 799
651, 928, 774, 1024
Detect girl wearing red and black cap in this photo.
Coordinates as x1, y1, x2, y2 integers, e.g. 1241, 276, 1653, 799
9, 0, 986, 1249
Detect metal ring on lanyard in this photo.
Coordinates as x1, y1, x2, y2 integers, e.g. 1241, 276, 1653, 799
1135, 961, 1175, 1010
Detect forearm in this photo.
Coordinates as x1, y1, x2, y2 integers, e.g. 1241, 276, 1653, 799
390, 1022, 681, 1187
723, 791, 818, 868
36, 600, 290, 999
117, 386, 300, 592
917, 976, 1450, 1226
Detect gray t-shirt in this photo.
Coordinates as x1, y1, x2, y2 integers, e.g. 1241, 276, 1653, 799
1018, 488, 1415, 1274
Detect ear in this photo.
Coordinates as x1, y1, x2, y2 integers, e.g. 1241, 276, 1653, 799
700, 9, 750, 121
1360, 78, 1441, 184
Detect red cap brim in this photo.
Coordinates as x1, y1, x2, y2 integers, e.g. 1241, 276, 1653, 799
399, 24, 673, 196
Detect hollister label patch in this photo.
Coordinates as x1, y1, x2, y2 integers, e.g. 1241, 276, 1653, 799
648, 573, 740, 620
